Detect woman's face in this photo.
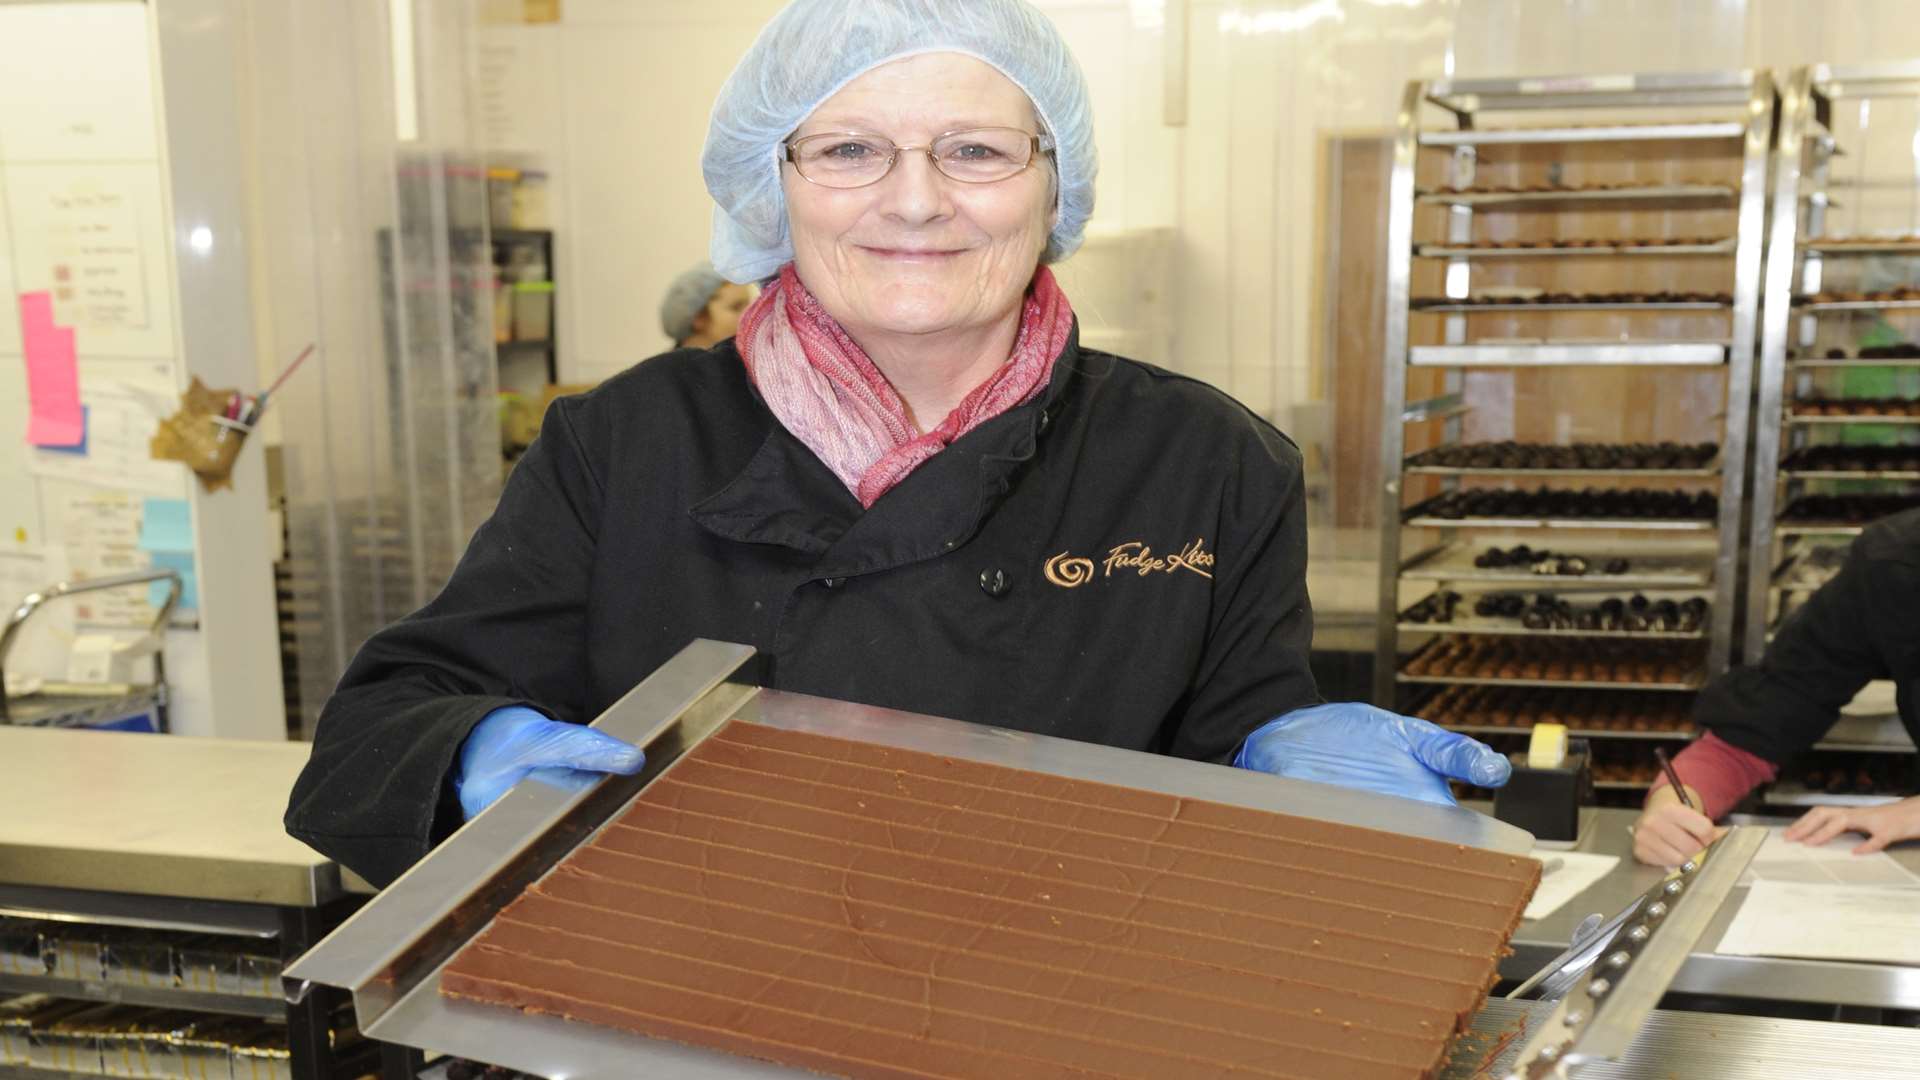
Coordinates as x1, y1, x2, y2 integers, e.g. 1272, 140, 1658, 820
701, 282, 756, 342
781, 52, 1055, 343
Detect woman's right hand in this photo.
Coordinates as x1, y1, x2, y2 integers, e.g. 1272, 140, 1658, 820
455, 706, 645, 820
1631, 783, 1726, 867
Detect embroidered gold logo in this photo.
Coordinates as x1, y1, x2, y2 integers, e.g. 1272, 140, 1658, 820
1045, 538, 1215, 588
1043, 552, 1096, 588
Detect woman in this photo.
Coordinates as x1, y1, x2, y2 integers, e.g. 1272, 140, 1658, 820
659, 260, 756, 349
1632, 507, 1920, 866
286, 0, 1507, 888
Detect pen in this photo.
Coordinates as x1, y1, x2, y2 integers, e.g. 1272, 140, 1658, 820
1654, 747, 1696, 812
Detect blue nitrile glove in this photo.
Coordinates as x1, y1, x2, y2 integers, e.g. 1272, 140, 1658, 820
455, 706, 646, 820
1233, 702, 1511, 806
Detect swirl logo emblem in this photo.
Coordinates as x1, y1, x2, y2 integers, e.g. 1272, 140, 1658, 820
1043, 552, 1096, 588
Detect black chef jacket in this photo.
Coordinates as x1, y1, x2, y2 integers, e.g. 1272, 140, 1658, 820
285, 326, 1321, 886
1695, 507, 1920, 780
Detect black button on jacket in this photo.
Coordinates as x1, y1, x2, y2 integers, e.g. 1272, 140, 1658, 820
1695, 507, 1920, 780
285, 327, 1320, 886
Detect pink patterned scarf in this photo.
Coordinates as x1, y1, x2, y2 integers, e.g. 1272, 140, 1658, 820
736, 263, 1074, 508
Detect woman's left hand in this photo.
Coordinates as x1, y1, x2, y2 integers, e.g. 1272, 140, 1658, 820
1784, 795, 1920, 854
1234, 702, 1511, 806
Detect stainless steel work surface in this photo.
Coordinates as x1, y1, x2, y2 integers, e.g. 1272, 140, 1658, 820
0, 725, 355, 906
1442, 997, 1920, 1079
1500, 805, 1920, 1009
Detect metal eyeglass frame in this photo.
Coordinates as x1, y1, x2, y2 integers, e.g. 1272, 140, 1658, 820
781, 128, 1056, 188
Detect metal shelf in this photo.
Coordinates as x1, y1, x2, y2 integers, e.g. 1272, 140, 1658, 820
1404, 458, 1721, 479
1788, 357, 1920, 369
1409, 342, 1726, 366
1412, 300, 1728, 312
1396, 619, 1706, 640
0, 1065, 105, 1080
1811, 740, 1920, 754
1438, 723, 1692, 742
1405, 515, 1717, 532
1781, 469, 1920, 480
1774, 522, 1867, 536
1399, 544, 1713, 587
1594, 779, 1657, 790
1802, 240, 1920, 255
1417, 122, 1744, 146
1787, 413, 1920, 425
1762, 785, 1902, 808
1414, 184, 1736, 208
1398, 672, 1704, 692
1794, 299, 1920, 311
0, 972, 283, 1018
1414, 241, 1735, 258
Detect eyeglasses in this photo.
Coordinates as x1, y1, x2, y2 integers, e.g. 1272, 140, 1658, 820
783, 127, 1055, 189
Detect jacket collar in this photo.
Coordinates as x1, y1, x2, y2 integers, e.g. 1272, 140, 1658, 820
689, 320, 1084, 571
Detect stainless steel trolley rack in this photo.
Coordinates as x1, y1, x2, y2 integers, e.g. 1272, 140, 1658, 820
1374, 72, 1777, 801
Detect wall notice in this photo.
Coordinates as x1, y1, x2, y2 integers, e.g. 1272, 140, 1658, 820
45, 179, 149, 330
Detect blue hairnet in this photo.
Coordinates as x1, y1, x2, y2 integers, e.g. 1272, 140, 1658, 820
659, 260, 729, 343
702, 0, 1097, 284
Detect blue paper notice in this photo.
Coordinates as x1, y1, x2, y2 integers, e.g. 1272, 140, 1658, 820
147, 551, 197, 610
138, 498, 193, 553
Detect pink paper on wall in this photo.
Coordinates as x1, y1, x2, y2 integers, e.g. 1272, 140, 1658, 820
19, 291, 84, 447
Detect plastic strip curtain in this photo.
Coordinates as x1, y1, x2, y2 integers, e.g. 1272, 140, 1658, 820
244, 0, 500, 736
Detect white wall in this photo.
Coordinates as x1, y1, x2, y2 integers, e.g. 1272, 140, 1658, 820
0, 0, 282, 738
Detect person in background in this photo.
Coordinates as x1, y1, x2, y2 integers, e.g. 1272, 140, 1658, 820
1632, 507, 1920, 865
287, 0, 1509, 888
660, 260, 757, 349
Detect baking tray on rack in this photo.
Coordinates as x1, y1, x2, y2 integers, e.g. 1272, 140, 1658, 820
1413, 184, 1735, 208
1412, 300, 1729, 312
1414, 240, 1735, 258
1774, 522, 1868, 536
1782, 468, 1920, 480
1404, 458, 1722, 479
1803, 239, 1920, 254
1416, 122, 1744, 146
1395, 619, 1707, 640
1398, 673, 1705, 692
1788, 413, 1920, 425
1409, 342, 1727, 366
1795, 299, 1920, 311
1405, 515, 1717, 532
1789, 357, 1920, 369
282, 640, 1537, 1080
1435, 722, 1692, 742
1405, 668, 1704, 691
1399, 540, 1717, 588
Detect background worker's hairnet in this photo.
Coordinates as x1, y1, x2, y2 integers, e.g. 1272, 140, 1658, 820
701, 0, 1097, 284
659, 261, 729, 343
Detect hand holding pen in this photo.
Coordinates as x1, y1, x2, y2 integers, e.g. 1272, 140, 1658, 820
1630, 746, 1726, 867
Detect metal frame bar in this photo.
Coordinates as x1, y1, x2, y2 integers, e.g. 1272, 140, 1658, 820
1375, 71, 1774, 705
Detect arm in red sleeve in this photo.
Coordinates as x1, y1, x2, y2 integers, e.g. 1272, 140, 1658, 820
1646, 732, 1779, 820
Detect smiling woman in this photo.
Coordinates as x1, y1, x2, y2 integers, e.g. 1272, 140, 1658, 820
779, 54, 1058, 420
285, 0, 1509, 892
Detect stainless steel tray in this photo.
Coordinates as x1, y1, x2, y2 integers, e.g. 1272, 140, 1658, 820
285, 640, 1535, 1080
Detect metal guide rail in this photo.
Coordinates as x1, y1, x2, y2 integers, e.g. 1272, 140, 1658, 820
1498, 826, 1765, 1078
